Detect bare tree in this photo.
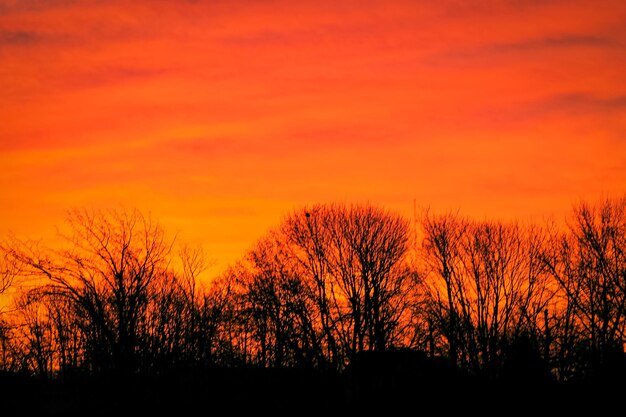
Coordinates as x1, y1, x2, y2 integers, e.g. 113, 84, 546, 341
542, 196, 626, 379
138, 245, 232, 371
281, 203, 412, 367
0, 246, 19, 296
220, 203, 414, 370
13, 292, 55, 378
1, 197, 622, 391
10, 209, 173, 374
421, 212, 555, 378
232, 231, 321, 368
0, 243, 21, 371
420, 212, 468, 365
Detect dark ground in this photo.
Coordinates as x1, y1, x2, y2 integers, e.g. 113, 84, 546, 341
2, 352, 624, 416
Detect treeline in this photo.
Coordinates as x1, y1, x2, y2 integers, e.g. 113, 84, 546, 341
0, 197, 625, 384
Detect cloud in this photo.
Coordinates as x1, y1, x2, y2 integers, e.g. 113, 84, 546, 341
0, 0, 75, 15
57, 65, 176, 90
427, 33, 619, 67
219, 30, 310, 47
467, 92, 626, 129
0, 29, 82, 50
0, 31, 41, 45
532, 92, 626, 116
217, 25, 375, 49
488, 35, 617, 53
440, 0, 569, 17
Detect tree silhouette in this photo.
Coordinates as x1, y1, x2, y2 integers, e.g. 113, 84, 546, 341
0, 245, 20, 371
0, 197, 625, 412
542, 197, 626, 381
10, 209, 173, 374
283, 203, 412, 367
224, 203, 413, 370
420, 212, 555, 378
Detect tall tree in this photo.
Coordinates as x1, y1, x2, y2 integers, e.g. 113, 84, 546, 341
275, 203, 412, 368
11, 209, 173, 374
421, 212, 555, 378
542, 196, 626, 379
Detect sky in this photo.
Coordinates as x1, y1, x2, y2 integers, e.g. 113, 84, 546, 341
1, 0, 625, 275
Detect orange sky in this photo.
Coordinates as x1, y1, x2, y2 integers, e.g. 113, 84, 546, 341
1, 0, 625, 276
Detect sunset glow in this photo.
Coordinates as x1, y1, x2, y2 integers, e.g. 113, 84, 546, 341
1, 0, 625, 274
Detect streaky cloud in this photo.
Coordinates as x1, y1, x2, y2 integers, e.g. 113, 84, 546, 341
489, 34, 618, 53
536, 92, 626, 115
427, 33, 619, 67
0, 31, 41, 45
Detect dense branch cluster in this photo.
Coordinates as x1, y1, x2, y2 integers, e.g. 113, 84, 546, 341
0, 197, 625, 383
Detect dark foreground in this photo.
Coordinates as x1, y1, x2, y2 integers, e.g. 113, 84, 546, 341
2, 355, 624, 416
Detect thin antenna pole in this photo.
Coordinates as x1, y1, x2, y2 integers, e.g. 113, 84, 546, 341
413, 199, 418, 253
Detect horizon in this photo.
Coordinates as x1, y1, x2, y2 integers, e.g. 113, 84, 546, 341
1, 195, 622, 283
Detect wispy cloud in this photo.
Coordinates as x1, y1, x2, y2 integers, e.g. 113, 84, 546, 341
0, 29, 81, 50
441, 0, 570, 18
488, 35, 617, 53
0, 30, 41, 45
57, 65, 176, 90
219, 29, 313, 47
427, 33, 619, 67
468, 92, 626, 128
0, 0, 75, 15
538, 92, 626, 115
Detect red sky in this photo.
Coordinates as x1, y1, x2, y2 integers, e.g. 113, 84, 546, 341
1, 0, 625, 275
